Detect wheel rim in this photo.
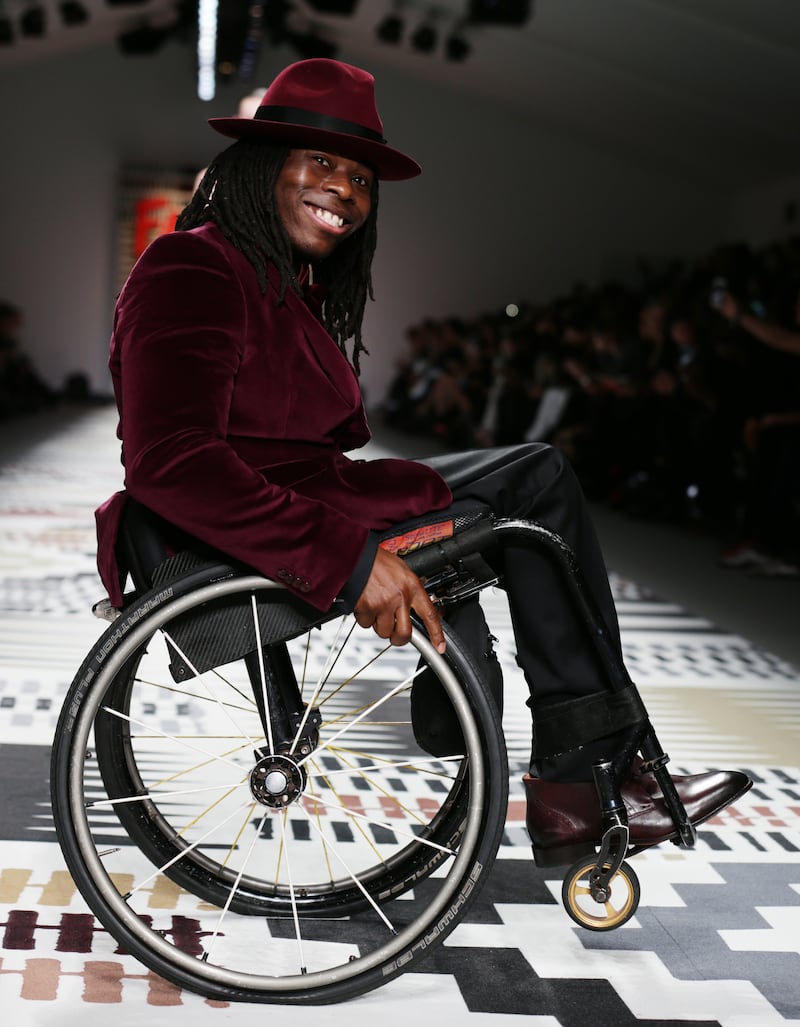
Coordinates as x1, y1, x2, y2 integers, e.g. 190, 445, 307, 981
562, 858, 640, 931
58, 576, 501, 997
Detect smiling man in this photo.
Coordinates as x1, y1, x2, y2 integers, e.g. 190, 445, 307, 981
96, 59, 749, 872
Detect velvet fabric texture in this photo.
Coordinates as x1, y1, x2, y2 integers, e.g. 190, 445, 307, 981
96, 222, 451, 609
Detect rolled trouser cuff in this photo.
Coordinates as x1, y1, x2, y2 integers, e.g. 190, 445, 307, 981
531, 683, 648, 761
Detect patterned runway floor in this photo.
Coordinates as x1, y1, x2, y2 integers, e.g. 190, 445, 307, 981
0, 406, 799, 1025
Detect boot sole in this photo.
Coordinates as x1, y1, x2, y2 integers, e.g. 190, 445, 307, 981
531, 840, 596, 868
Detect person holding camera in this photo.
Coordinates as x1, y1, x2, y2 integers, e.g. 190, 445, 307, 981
710, 281, 800, 576
713, 282, 800, 355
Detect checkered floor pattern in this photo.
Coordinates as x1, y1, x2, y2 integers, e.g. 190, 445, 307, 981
0, 406, 798, 1025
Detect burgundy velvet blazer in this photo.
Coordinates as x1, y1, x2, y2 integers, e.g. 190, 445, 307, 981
95, 222, 451, 610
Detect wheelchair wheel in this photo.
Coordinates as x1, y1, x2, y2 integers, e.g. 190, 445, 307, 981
561, 857, 640, 931
51, 566, 507, 1004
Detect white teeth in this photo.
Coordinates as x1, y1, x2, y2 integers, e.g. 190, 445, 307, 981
315, 207, 344, 228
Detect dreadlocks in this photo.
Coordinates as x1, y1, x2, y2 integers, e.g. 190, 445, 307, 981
175, 138, 379, 374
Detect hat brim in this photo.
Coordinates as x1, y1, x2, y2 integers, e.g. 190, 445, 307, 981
208, 117, 421, 181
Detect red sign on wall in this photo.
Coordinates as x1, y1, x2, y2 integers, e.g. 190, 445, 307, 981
116, 168, 196, 293
132, 195, 185, 259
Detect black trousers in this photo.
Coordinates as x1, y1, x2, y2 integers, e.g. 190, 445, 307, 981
420, 444, 631, 707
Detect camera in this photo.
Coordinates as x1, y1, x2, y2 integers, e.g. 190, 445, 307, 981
710, 276, 728, 308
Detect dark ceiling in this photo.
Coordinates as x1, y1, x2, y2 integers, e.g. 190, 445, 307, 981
3, 0, 800, 189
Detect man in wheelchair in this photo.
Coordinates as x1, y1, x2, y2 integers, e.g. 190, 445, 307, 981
95, 58, 750, 875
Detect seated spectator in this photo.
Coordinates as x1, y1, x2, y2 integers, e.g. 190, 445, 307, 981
711, 283, 800, 576
0, 301, 54, 420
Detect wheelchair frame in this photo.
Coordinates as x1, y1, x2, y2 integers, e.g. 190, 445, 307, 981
50, 507, 694, 1003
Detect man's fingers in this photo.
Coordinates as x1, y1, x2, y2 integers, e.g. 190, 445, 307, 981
353, 607, 373, 630
353, 548, 446, 653
413, 589, 446, 654
391, 605, 412, 646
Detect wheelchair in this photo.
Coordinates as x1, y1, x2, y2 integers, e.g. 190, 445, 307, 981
50, 501, 697, 1004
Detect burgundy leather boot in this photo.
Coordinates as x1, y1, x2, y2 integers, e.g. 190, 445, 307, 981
524, 766, 752, 867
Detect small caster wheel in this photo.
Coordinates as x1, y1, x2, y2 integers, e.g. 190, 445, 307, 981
561, 857, 640, 931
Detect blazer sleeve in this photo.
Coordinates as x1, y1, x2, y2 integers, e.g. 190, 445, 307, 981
112, 231, 374, 611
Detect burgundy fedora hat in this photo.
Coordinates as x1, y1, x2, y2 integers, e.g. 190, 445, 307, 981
208, 59, 421, 181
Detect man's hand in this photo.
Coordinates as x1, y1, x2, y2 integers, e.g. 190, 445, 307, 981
716, 290, 741, 323
353, 546, 446, 654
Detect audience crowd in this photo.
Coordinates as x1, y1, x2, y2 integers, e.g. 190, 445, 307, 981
0, 301, 57, 420
382, 238, 800, 577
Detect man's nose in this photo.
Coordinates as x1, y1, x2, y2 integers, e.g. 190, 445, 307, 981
322, 172, 352, 199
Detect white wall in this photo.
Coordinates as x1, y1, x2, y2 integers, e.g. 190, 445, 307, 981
1, 39, 729, 406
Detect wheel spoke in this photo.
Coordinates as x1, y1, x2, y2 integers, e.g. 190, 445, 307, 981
133, 674, 257, 715
317, 750, 462, 779
305, 761, 387, 868
278, 810, 307, 975
315, 642, 394, 711
312, 750, 446, 827
100, 706, 245, 770
86, 781, 245, 808
205, 808, 270, 962
290, 616, 352, 750
298, 803, 395, 933
160, 627, 261, 750
296, 666, 426, 770
301, 792, 457, 857
122, 798, 256, 898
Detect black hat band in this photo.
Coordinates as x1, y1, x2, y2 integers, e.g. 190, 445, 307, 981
254, 105, 387, 144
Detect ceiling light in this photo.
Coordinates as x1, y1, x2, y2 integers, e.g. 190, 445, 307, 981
445, 32, 469, 61
305, 0, 358, 11
20, 4, 46, 36
410, 21, 436, 53
467, 0, 531, 26
197, 0, 218, 99
237, 1, 263, 83
60, 1, 89, 25
376, 13, 403, 44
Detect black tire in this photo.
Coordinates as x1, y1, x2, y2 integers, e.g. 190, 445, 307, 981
51, 567, 508, 1003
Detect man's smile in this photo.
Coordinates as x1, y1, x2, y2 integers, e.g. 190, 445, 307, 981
306, 203, 349, 231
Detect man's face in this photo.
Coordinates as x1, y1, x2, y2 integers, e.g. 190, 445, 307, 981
275, 148, 374, 262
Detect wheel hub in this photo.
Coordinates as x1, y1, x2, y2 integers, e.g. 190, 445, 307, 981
250, 753, 306, 808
